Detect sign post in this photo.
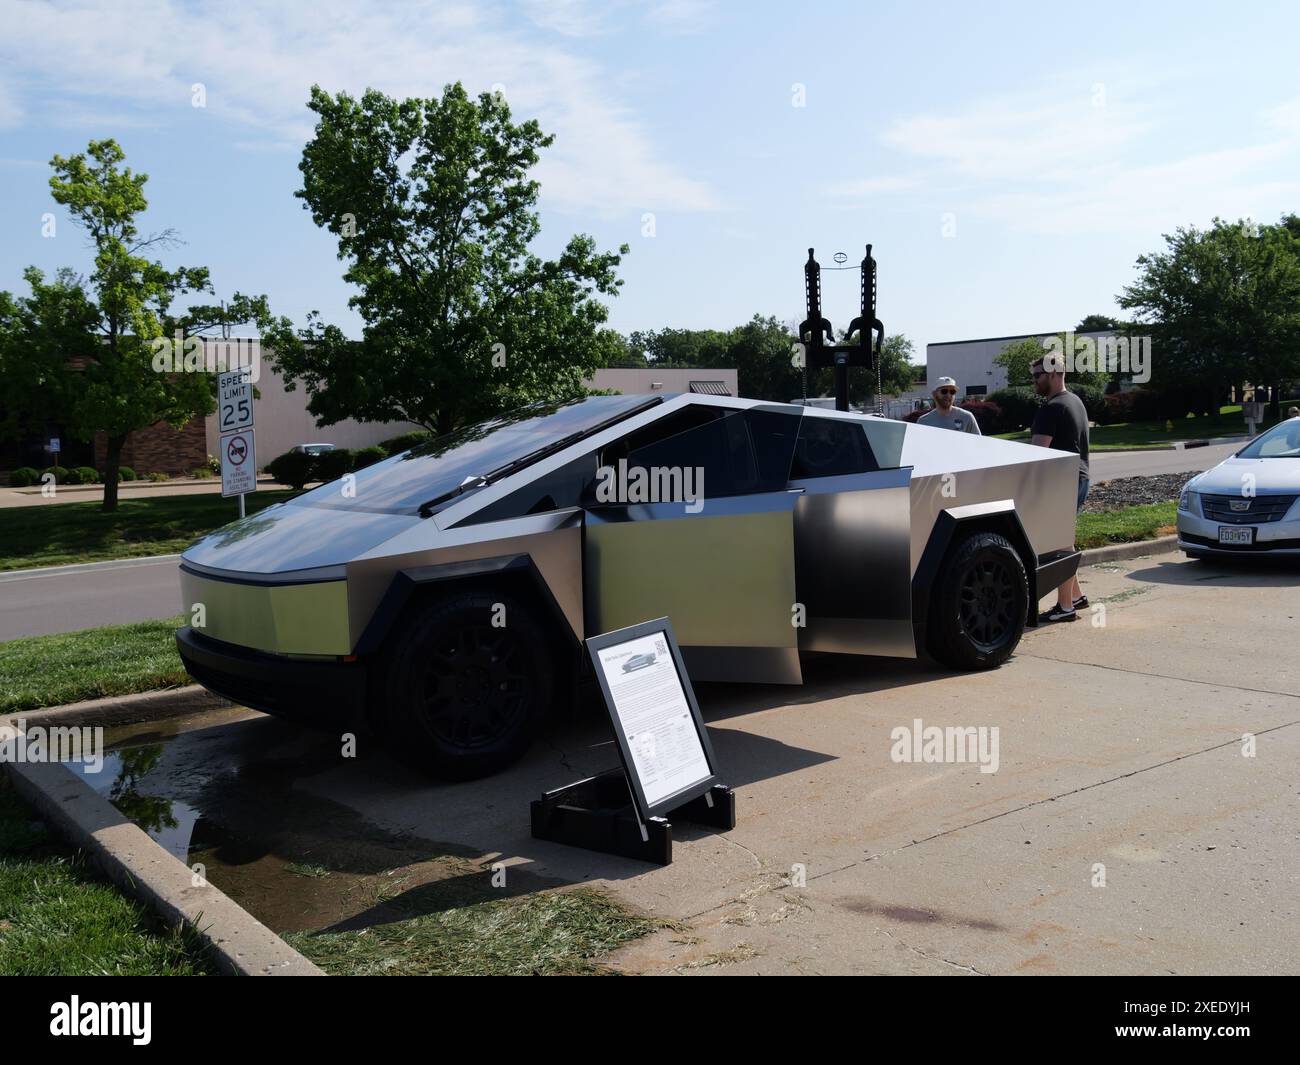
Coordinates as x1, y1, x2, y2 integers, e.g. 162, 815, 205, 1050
530, 617, 735, 864
218, 367, 255, 517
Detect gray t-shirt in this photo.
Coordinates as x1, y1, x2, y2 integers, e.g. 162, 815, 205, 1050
918, 405, 982, 434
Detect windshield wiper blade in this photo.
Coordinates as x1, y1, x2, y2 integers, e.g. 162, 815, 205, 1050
417, 474, 487, 518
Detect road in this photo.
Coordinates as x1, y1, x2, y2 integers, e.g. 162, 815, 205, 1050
1090, 442, 1239, 480
0, 556, 181, 641
76, 551, 1300, 974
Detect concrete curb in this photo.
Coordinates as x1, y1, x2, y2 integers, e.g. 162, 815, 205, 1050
0, 717, 324, 976
1080, 534, 1180, 564
17, 684, 231, 729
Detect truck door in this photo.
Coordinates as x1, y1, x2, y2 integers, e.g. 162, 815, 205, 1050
583, 404, 805, 684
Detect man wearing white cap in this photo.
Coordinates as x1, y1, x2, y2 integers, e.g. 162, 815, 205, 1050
918, 377, 981, 434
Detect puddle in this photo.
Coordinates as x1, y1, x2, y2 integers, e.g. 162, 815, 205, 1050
61, 708, 529, 934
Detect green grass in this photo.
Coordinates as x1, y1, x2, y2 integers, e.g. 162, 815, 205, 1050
286, 885, 660, 976
0, 490, 296, 572
1075, 502, 1178, 550
997, 404, 1260, 450
0, 615, 186, 713
0, 776, 213, 975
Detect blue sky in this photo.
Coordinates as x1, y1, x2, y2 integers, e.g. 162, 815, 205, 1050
2, 0, 1298, 362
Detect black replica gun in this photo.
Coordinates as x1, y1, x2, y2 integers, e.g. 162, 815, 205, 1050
797, 245, 882, 410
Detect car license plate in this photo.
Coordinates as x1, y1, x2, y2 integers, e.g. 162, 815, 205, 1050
1218, 526, 1254, 545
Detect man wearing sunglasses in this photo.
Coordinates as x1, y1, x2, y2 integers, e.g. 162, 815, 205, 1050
919, 376, 981, 434
1030, 353, 1090, 622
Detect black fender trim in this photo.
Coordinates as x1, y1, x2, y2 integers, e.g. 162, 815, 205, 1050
353, 553, 580, 657
1035, 548, 1082, 601
911, 503, 1041, 649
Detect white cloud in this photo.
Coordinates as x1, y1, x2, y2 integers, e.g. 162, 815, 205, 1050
520, 0, 612, 37
643, 0, 717, 35
841, 76, 1300, 236
0, 79, 23, 128
0, 0, 715, 216
1264, 97, 1300, 136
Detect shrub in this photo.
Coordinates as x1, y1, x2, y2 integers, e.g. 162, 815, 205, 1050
266, 450, 315, 490
205, 453, 221, 475
145, 471, 170, 482
379, 430, 432, 456
314, 448, 352, 482
959, 400, 1007, 435
43, 466, 70, 484
1101, 390, 1140, 425
76, 467, 100, 484
352, 445, 386, 470
118, 466, 138, 482
987, 387, 1041, 430
1068, 383, 1107, 424
8, 467, 40, 487
190, 467, 215, 479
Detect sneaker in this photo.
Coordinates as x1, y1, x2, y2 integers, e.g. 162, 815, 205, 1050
1073, 595, 1089, 610
1039, 604, 1078, 623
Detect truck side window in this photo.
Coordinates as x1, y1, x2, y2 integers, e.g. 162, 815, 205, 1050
789, 417, 879, 479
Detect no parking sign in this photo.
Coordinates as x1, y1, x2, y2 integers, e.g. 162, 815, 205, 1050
220, 428, 257, 499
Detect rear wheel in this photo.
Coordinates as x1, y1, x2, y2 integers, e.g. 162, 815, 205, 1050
926, 531, 1028, 670
379, 590, 553, 780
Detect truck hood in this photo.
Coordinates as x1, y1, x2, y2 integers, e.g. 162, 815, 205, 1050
181, 499, 422, 575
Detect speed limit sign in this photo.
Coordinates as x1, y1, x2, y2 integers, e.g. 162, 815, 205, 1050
218, 367, 254, 433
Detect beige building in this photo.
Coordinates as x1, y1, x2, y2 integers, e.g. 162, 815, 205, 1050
586, 367, 737, 397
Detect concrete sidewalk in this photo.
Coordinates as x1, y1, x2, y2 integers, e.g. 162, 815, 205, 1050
92, 549, 1300, 975
0, 475, 284, 508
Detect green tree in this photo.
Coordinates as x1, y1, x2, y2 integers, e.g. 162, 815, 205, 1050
1076, 314, 1119, 332
261, 84, 629, 435
725, 315, 802, 401
995, 333, 1111, 393
994, 336, 1048, 389
1119, 217, 1300, 418
0, 140, 265, 510
876, 334, 919, 396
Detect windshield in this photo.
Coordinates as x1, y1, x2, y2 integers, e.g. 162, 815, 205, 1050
1236, 418, 1300, 459
292, 394, 661, 515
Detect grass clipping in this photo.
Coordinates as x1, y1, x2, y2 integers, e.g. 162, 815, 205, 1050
286, 886, 659, 976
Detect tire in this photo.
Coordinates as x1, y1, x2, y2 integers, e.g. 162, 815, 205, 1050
926, 531, 1028, 670
379, 590, 554, 780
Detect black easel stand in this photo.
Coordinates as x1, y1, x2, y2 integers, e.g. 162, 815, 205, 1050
530, 768, 736, 865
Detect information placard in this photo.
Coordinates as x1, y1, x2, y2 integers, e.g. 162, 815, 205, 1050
586, 618, 719, 819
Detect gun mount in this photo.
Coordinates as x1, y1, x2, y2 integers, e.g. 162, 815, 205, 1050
797, 245, 883, 411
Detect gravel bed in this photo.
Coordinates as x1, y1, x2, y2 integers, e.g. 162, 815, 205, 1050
1081, 472, 1198, 513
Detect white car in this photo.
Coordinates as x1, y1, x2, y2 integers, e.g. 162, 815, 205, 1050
1177, 417, 1300, 558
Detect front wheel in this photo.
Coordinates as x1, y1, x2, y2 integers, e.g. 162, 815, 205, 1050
379, 590, 554, 780
926, 531, 1028, 670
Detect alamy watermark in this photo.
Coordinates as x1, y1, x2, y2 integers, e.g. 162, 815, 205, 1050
594, 460, 705, 513
150, 333, 263, 383
0, 720, 104, 773
1040, 331, 1151, 383
890, 717, 1000, 774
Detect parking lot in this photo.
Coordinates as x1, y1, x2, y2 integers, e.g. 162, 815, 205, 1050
86, 550, 1300, 975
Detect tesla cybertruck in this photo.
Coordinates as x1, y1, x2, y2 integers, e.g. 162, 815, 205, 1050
176, 393, 1080, 778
